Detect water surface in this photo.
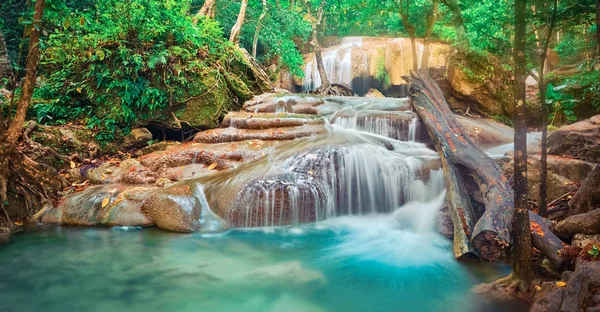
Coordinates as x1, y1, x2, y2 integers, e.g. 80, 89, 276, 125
0, 209, 517, 312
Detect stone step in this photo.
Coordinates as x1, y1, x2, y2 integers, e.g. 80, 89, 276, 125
221, 112, 323, 129
193, 124, 326, 144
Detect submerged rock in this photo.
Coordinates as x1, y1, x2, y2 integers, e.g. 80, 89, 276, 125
38, 184, 155, 227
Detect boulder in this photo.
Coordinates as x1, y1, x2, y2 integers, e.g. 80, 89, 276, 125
37, 184, 155, 227
141, 183, 202, 232
499, 154, 595, 203
122, 128, 153, 149
548, 115, 600, 163
364, 88, 385, 98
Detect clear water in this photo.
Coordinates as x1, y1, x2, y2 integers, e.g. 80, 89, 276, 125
0, 211, 516, 312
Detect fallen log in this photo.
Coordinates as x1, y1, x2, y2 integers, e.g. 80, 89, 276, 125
554, 208, 600, 239
529, 211, 566, 269
406, 70, 513, 261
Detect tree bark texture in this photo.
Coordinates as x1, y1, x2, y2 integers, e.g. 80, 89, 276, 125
512, 0, 535, 287
229, 0, 248, 44
0, 30, 12, 81
568, 165, 600, 217
538, 0, 559, 218
407, 70, 514, 261
252, 0, 268, 58
1, 0, 46, 202
304, 0, 329, 89
421, 0, 439, 69
193, 0, 217, 24
529, 211, 566, 269
397, 0, 418, 71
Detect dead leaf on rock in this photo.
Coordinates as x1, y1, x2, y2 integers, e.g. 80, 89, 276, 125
101, 197, 110, 208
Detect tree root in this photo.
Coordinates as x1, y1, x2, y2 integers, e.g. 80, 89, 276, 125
22, 121, 81, 163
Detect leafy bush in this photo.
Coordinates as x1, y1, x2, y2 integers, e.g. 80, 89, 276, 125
546, 83, 578, 126
34, 0, 252, 139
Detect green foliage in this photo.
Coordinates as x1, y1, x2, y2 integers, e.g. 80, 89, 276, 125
34, 0, 249, 139
589, 245, 599, 260
546, 83, 578, 126
211, 0, 310, 78
375, 48, 390, 89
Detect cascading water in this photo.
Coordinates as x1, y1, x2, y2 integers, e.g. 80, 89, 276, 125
303, 37, 363, 91
226, 98, 444, 229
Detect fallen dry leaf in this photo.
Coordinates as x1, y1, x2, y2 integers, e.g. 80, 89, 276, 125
556, 281, 566, 287
70, 161, 76, 169
101, 197, 110, 208
207, 162, 218, 170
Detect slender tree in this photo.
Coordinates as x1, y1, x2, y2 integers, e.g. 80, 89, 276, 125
422, 0, 440, 69
0, 0, 46, 208
0, 30, 11, 81
597, 0, 600, 55
304, 0, 329, 89
511, 0, 535, 291
252, 0, 268, 58
193, 0, 217, 24
230, 0, 249, 44
439, 0, 469, 50
537, 0, 558, 218
393, 0, 418, 71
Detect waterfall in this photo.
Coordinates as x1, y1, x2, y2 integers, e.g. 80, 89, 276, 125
300, 37, 450, 95
302, 37, 363, 91
228, 97, 444, 228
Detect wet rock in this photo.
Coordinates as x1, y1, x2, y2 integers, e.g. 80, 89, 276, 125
455, 116, 514, 147
141, 183, 201, 232
573, 234, 600, 249
122, 128, 153, 149
365, 88, 385, 98
243, 93, 325, 113
221, 112, 323, 129
38, 184, 155, 227
193, 125, 326, 144
227, 173, 329, 227
548, 115, 600, 163
241, 261, 327, 286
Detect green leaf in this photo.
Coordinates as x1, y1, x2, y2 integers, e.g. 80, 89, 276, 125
95, 50, 105, 61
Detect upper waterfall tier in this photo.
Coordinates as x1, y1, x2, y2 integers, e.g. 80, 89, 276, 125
296, 37, 451, 95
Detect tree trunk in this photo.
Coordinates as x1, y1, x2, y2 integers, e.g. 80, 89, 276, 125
596, 0, 600, 56
193, 0, 217, 24
305, 0, 329, 89
568, 165, 600, 217
0, 0, 46, 214
229, 0, 248, 44
538, 0, 558, 218
512, 0, 535, 289
397, 1, 418, 71
439, 0, 469, 50
252, 0, 268, 58
407, 70, 514, 261
0, 30, 11, 81
421, 0, 439, 69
